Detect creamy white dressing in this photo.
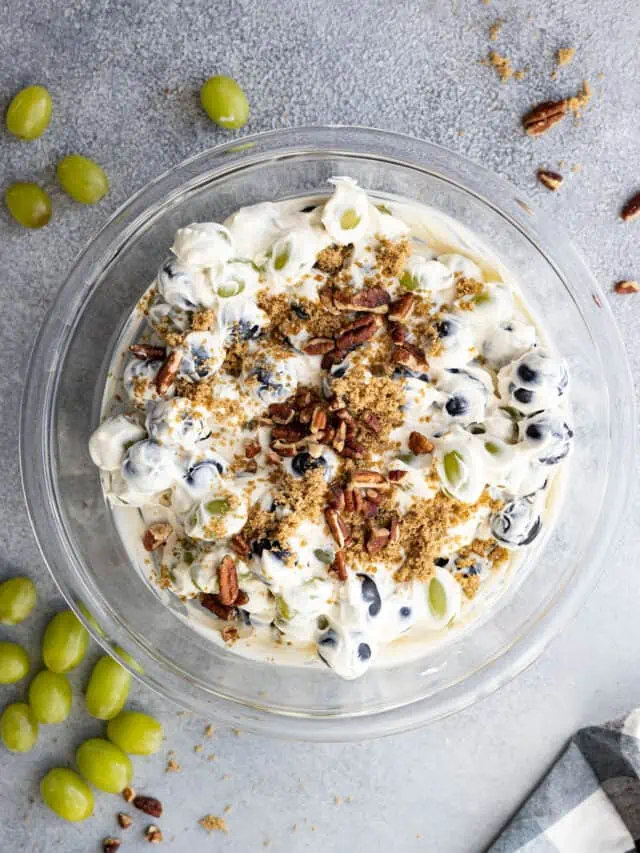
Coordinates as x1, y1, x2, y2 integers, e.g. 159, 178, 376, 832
91, 178, 572, 680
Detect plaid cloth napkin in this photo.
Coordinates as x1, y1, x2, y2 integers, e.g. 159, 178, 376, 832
487, 710, 640, 852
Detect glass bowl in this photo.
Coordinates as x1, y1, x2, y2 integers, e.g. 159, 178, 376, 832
20, 127, 634, 741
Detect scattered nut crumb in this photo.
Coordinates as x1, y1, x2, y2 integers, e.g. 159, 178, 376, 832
194, 744, 203, 753
166, 759, 181, 772
224, 804, 233, 814
122, 786, 135, 803
117, 812, 133, 830
621, 191, 640, 222
334, 795, 342, 806
557, 47, 575, 66
232, 728, 242, 736
199, 815, 229, 833
144, 825, 163, 844
614, 280, 639, 295
207, 753, 217, 761
103, 839, 121, 853
486, 50, 512, 82
488, 19, 503, 40
204, 724, 216, 737
537, 169, 564, 191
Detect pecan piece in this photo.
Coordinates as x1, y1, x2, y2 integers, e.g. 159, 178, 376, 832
614, 280, 639, 294
621, 191, 640, 222
268, 403, 295, 424
271, 423, 307, 441
321, 349, 347, 370
295, 389, 313, 409
389, 515, 400, 544
303, 337, 335, 355
341, 439, 365, 459
155, 349, 182, 395
366, 489, 382, 504
536, 169, 564, 191
244, 439, 261, 458
350, 470, 390, 489
388, 293, 416, 322
334, 286, 391, 314
221, 625, 239, 644
122, 786, 136, 803
388, 469, 408, 482
270, 439, 299, 457
142, 522, 172, 552
408, 431, 434, 455
235, 590, 249, 607
327, 484, 346, 510
366, 526, 390, 555
330, 550, 348, 581
362, 500, 379, 519
522, 99, 567, 136
334, 407, 356, 425
200, 593, 236, 621
231, 534, 250, 558
388, 321, 406, 345
392, 344, 428, 373
343, 486, 355, 513
129, 343, 166, 361
325, 508, 351, 548
333, 420, 347, 453
117, 813, 133, 830
144, 825, 163, 844
103, 840, 121, 853
335, 322, 379, 352
360, 411, 382, 434
217, 555, 239, 606
310, 406, 328, 433
133, 796, 163, 818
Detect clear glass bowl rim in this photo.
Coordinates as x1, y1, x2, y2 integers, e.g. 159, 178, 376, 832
20, 126, 635, 741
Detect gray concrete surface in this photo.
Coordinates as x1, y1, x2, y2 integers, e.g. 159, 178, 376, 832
1, 0, 639, 850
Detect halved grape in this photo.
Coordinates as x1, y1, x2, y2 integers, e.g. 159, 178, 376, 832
200, 75, 249, 129
29, 670, 72, 723
0, 642, 29, 684
0, 702, 38, 752
205, 498, 230, 516
107, 710, 163, 755
428, 577, 447, 619
339, 209, 361, 230
6, 85, 52, 139
443, 450, 463, 487
42, 610, 89, 673
0, 576, 37, 624
41, 768, 94, 821
76, 737, 132, 793
85, 656, 131, 720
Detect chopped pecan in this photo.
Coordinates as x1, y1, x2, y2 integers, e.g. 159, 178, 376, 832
321, 348, 347, 370
129, 343, 166, 361
621, 191, 640, 222
334, 407, 356, 424
366, 489, 382, 504
303, 337, 335, 355
295, 389, 313, 409
522, 99, 567, 136
103, 839, 121, 853
388, 293, 416, 322
268, 403, 295, 424
388, 321, 406, 345
350, 470, 389, 489
362, 500, 379, 519
217, 555, 239, 606
144, 825, 163, 844
200, 593, 236, 621
352, 487, 364, 514
133, 796, 163, 818
341, 439, 365, 459
366, 526, 390, 555
270, 439, 300, 457
536, 169, 564, 191
389, 515, 400, 544
117, 813, 133, 830
343, 487, 355, 513
335, 323, 378, 352
319, 426, 336, 444
614, 280, 639, 294
271, 424, 307, 442
244, 439, 261, 458
334, 286, 391, 314
392, 344, 428, 373
231, 534, 250, 558
408, 431, 434, 455
266, 450, 283, 465
333, 420, 347, 453
330, 551, 348, 581
122, 786, 136, 803
235, 590, 249, 607
310, 406, 328, 433
221, 625, 239, 644
325, 508, 351, 548
142, 522, 172, 552
298, 403, 314, 424
327, 484, 346, 510
388, 469, 408, 482
155, 349, 182, 395
360, 411, 382, 434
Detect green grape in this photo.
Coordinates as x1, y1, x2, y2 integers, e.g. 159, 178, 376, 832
28, 670, 72, 724
443, 450, 463, 488
339, 209, 361, 230
5, 182, 51, 229
200, 75, 249, 129
273, 247, 289, 271
0, 702, 38, 752
56, 154, 109, 204
0, 576, 37, 624
428, 577, 447, 619
76, 737, 132, 793
6, 85, 52, 139
113, 644, 144, 675
205, 498, 230, 515
0, 642, 29, 684
485, 441, 501, 456
313, 549, 334, 565
42, 610, 89, 673
85, 655, 131, 720
107, 710, 163, 755
41, 768, 94, 821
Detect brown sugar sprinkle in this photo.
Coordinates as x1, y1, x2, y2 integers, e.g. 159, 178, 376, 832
374, 237, 411, 278
315, 243, 354, 275
191, 309, 215, 331
199, 815, 229, 833
488, 19, 504, 40
137, 286, 157, 315
486, 50, 512, 82
455, 277, 485, 302
556, 47, 575, 66
565, 80, 592, 116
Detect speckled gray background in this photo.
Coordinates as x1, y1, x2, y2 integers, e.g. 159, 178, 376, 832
1, 0, 639, 850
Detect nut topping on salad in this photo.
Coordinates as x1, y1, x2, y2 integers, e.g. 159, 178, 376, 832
90, 177, 573, 679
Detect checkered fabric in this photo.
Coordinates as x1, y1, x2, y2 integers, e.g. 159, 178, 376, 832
487, 711, 640, 852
